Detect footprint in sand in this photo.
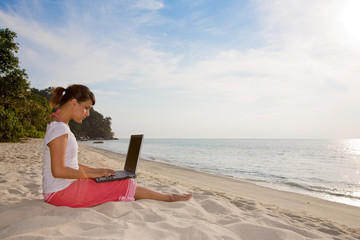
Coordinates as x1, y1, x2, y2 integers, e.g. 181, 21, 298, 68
231, 200, 257, 211
8, 189, 22, 195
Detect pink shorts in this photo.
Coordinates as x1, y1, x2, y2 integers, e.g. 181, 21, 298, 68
44, 178, 136, 208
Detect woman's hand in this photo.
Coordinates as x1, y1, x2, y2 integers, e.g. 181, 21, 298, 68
78, 164, 115, 179
90, 168, 115, 178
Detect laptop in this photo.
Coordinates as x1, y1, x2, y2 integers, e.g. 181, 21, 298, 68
95, 134, 144, 183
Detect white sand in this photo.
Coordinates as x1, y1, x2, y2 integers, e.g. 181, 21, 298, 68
0, 138, 359, 240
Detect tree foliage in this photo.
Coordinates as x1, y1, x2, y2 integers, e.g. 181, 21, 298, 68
0, 28, 50, 142
0, 28, 20, 75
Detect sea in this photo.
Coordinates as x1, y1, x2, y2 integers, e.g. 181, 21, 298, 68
82, 139, 360, 207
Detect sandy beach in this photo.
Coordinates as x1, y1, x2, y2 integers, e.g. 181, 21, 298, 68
0, 138, 359, 240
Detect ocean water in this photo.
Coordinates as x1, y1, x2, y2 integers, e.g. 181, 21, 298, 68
82, 139, 360, 207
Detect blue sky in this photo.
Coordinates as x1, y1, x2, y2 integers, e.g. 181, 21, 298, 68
1, 0, 360, 138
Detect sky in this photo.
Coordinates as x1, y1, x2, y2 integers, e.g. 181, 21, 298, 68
1, 0, 360, 139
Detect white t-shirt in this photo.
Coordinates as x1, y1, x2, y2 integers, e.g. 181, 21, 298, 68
42, 121, 78, 194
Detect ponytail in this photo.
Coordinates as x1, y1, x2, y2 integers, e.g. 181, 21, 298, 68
49, 84, 95, 109
49, 87, 66, 108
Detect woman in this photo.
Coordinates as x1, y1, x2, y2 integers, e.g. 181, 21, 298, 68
42, 84, 192, 208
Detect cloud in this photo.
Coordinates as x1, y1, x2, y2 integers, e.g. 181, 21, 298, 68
0, 1, 174, 88
132, 0, 164, 10
92, 89, 120, 96
2, 0, 358, 97
1, 0, 360, 138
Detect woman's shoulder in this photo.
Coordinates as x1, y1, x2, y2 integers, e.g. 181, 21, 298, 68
45, 121, 71, 141
47, 121, 69, 131
48, 121, 67, 127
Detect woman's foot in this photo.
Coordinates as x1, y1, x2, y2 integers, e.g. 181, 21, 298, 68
168, 193, 193, 202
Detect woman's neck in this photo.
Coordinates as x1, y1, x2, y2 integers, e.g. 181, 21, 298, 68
52, 107, 71, 124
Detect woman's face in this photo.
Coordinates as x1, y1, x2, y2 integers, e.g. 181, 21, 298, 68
73, 99, 93, 123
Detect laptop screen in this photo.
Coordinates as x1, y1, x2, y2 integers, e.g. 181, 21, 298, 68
124, 135, 143, 173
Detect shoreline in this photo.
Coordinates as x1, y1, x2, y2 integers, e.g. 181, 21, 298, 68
81, 143, 360, 229
1, 138, 359, 239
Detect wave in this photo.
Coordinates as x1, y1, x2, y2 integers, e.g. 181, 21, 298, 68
282, 181, 360, 201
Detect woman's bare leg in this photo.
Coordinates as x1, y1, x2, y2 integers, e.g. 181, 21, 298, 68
134, 185, 192, 202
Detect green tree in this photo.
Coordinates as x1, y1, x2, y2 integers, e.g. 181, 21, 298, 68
0, 28, 20, 75
0, 28, 29, 105
31, 87, 52, 101
0, 106, 24, 141
0, 28, 50, 142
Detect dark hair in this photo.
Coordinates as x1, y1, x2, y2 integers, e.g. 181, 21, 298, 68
49, 84, 95, 108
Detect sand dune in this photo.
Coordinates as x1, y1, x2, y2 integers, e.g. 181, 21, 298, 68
0, 138, 359, 239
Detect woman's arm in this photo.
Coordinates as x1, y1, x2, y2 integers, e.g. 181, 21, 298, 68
78, 164, 94, 171
48, 134, 114, 179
